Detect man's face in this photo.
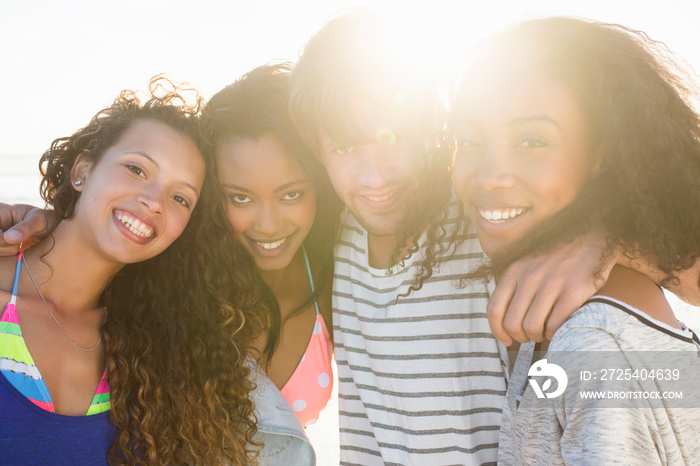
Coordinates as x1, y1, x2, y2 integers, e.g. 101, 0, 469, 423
318, 120, 426, 238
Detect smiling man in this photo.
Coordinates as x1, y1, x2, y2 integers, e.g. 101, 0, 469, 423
290, 12, 509, 465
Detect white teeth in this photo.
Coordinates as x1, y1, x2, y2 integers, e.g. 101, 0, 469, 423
365, 192, 394, 202
478, 207, 525, 223
115, 212, 154, 238
255, 238, 287, 250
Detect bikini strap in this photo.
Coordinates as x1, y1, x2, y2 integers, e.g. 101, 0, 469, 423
302, 245, 321, 315
10, 252, 23, 303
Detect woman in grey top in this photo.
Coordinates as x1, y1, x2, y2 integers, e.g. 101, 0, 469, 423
451, 16, 700, 465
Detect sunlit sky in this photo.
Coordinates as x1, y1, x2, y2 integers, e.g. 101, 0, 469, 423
1, 0, 699, 157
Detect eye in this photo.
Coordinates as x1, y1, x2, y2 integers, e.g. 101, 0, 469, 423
518, 138, 546, 149
458, 137, 482, 152
282, 191, 303, 201
334, 146, 354, 155
126, 164, 146, 178
228, 193, 252, 205
173, 195, 191, 209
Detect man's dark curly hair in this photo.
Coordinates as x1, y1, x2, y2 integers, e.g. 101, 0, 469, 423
39, 76, 263, 464
456, 17, 700, 293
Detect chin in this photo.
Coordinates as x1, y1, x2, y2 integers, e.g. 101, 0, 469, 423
254, 256, 293, 273
478, 238, 509, 259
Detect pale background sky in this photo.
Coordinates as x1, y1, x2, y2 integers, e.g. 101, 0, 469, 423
2, 1, 699, 463
2, 0, 700, 159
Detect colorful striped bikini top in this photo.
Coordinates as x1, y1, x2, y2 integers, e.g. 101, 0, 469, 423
0, 252, 110, 415
279, 246, 334, 427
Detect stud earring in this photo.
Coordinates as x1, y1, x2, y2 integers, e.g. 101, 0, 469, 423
75, 180, 82, 186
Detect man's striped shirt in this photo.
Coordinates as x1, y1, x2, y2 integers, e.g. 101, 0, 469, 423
333, 206, 508, 465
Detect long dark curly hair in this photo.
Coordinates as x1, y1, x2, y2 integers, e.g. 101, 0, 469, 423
40, 77, 262, 464
456, 17, 700, 292
289, 10, 465, 295
201, 63, 342, 363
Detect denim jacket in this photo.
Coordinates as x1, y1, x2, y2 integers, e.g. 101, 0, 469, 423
248, 362, 316, 465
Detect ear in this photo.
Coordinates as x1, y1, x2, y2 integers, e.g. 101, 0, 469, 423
70, 151, 93, 192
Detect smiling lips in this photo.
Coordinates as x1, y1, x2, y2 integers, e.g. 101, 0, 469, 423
477, 207, 527, 223
255, 237, 288, 250
114, 210, 154, 238
363, 191, 397, 203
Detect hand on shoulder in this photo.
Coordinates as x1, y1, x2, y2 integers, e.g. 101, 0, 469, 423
0, 203, 57, 255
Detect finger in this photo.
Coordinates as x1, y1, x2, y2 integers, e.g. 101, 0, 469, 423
0, 230, 22, 255
487, 271, 519, 345
521, 285, 560, 342
502, 278, 541, 343
544, 280, 600, 341
0, 203, 34, 229
0, 214, 45, 254
3, 227, 26, 245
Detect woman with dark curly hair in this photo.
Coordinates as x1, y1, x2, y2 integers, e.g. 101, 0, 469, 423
0, 77, 261, 465
202, 63, 341, 432
452, 16, 700, 464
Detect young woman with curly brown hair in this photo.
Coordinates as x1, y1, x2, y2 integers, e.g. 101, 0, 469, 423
0, 78, 262, 465
452, 16, 700, 464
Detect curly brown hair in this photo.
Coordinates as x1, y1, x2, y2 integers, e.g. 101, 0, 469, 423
39, 77, 262, 464
455, 17, 700, 292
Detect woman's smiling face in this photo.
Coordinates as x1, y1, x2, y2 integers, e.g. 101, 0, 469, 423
72, 118, 204, 265
216, 132, 317, 272
452, 72, 594, 257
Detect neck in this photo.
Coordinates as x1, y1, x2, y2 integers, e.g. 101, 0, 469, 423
633, 257, 700, 308
257, 249, 310, 317
24, 220, 123, 314
367, 231, 421, 270
597, 265, 680, 329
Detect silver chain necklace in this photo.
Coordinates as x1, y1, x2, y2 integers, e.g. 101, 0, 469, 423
22, 255, 107, 352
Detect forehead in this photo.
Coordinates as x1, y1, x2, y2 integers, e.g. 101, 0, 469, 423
216, 133, 308, 180
454, 71, 582, 125
322, 97, 430, 147
101, 118, 204, 188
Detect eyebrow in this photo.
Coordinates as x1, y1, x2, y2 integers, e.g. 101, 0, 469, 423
275, 179, 311, 193
220, 179, 311, 194
127, 151, 200, 196
508, 115, 562, 130
457, 115, 562, 131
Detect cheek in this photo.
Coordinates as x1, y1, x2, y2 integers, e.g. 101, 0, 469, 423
163, 210, 193, 245
225, 207, 251, 238
321, 157, 354, 195
450, 157, 475, 200
297, 197, 317, 233
533, 165, 588, 213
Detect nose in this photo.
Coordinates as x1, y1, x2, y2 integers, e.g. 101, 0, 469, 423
473, 143, 515, 191
138, 184, 165, 214
255, 202, 282, 236
356, 145, 394, 189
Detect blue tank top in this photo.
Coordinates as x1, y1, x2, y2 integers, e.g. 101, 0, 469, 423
0, 373, 117, 464
0, 252, 117, 464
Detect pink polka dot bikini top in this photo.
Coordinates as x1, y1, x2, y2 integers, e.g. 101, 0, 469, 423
279, 247, 334, 427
